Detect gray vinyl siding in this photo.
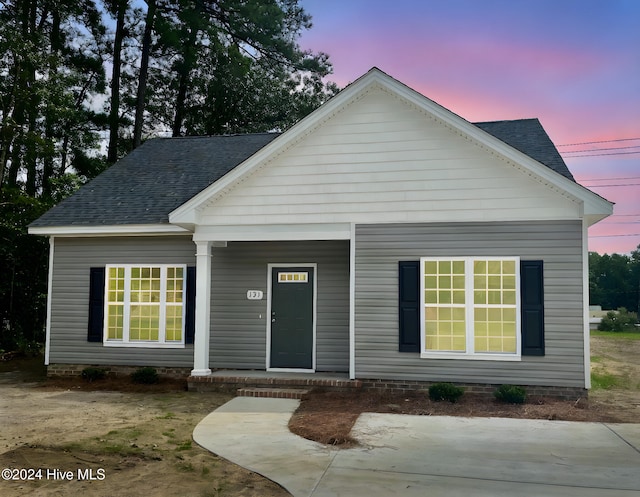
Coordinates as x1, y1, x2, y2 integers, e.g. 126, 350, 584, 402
354, 220, 586, 387
49, 236, 196, 367
210, 240, 349, 371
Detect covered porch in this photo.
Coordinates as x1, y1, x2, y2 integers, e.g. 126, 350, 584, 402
187, 227, 355, 380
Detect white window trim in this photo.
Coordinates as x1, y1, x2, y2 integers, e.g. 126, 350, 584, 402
103, 264, 187, 348
420, 256, 521, 361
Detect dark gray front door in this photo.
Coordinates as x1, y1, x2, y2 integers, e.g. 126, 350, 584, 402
270, 267, 314, 369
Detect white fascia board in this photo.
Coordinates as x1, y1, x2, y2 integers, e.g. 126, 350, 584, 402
28, 224, 191, 237
378, 74, 614, 219
193, 223, 352, 242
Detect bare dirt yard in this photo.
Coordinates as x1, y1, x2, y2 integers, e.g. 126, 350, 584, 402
0, 332, 638, 496
0, 362, 289, 497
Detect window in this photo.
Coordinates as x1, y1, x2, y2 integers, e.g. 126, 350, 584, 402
104, 265, 186, 347
277, 271, 309, 283
421, 257, 520, 360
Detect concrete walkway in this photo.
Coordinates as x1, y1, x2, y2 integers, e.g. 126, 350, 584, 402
193, 397, 640, 497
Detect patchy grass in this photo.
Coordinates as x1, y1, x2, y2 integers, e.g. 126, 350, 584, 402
174, 440, 193, 451
589, 333, 640, 418
591, 330, 640, 340
0, 362, 289, 497
591, 371, 623, 390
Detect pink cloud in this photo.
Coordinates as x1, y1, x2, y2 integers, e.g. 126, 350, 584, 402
298, 2, 640, 254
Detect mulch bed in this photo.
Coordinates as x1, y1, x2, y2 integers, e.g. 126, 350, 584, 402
288, 389, 621, 447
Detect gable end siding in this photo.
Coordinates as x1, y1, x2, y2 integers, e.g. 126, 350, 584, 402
48, 236, 196, 367
354, 220, 584, 387
198, 89, 581, 228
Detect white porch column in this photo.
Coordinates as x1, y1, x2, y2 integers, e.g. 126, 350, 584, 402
191, 241, 212, 376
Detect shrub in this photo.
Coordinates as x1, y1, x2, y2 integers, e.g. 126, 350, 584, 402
428, 382, 464, 403
16, 339, 42, 357
597, 308, 639, 332
131, 367, 159, 384
494, 384, 527, 404
81, 367, 107, 382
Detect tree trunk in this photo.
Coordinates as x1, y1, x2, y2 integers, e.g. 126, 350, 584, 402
24, 0, 39, 196
42, 8, 61, 198
25, 104, 38, 196
171, 27, 198, 137
133, 0, 156, 148
107, 0, 128, 163
171, 71, 188, 137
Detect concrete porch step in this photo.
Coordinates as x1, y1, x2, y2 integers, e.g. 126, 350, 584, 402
237, 387, 310, 399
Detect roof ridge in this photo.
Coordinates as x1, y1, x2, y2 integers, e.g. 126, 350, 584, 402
473, 118, 540, 125
154, 132, 280, 141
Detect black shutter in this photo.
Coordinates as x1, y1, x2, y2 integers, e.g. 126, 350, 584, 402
88, 267, 105, 342
521, 260, 544, 356
399, 261, 420, 352
185, 266, 196, 344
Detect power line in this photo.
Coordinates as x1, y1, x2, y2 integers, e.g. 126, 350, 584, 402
557, 137, 640, 147
590, 233, 640, 238
562, 150, 640, 158
582, 176, 640, 181
599, 221, 640, 224
561, 145, 640, 153
583, 182, 640, 187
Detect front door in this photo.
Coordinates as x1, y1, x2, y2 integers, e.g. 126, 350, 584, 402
270, 266, 314, 369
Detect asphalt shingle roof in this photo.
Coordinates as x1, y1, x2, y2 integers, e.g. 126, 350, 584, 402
30, 133, 280, 227
474, 118, 575, 181
30, 119, 574, 228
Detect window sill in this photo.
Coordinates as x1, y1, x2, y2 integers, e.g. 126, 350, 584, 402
103, 341, 185, 349
420, 352, 521, 361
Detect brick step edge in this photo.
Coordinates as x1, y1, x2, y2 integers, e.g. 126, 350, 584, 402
237, 387, 310, 399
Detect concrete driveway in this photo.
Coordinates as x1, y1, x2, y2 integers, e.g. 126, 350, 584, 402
193, 397, 640, 497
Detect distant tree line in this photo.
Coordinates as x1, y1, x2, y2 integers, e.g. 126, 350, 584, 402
589, 245, 640, 314
0, 0, 338, 351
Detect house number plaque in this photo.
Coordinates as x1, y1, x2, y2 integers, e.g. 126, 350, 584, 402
246, 290, 263, 300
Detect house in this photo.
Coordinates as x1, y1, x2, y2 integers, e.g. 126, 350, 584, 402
589, 305, 607, 330
29, 68, 612, 396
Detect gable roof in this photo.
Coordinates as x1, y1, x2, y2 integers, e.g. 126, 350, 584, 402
170, 68, 611, 228
30, 67, 609, 234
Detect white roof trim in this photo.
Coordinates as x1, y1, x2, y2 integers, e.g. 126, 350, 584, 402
193, 223, 352, 242
169, 67, 612, 226
28, 224, 191, 237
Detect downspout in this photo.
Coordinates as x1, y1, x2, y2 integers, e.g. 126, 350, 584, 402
582, 218, 591, 389
44, 236, 54, 366
349, 223, 356, 380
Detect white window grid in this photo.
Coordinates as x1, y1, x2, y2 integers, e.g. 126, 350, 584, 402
103, 264, 186, 348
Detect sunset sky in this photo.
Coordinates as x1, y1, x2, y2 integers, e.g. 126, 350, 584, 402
298, 0, 640, 254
